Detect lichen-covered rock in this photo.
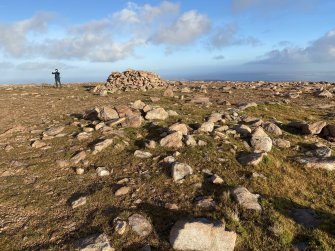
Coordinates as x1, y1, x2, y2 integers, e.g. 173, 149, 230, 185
250, 127, 272, 152
232, 186, 261, 211
172, 162, 193, 181
145, 108, 169, 120
160, 131, 183, 148
128, 214, 152, 237
169, 218, 236, 251
301, 121, 327, 135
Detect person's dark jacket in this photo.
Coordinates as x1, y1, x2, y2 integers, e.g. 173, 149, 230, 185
52, 71, 60, 80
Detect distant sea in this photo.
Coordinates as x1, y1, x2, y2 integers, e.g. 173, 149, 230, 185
1, 71, 335, 84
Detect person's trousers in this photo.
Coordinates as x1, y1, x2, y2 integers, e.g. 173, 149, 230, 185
55, 79, 61, 87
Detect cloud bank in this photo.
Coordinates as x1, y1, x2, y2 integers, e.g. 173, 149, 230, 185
251, 29, 335, 64
0, 1, 262, 63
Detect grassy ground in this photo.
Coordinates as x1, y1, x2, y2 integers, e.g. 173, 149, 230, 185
0, 83, 335, 250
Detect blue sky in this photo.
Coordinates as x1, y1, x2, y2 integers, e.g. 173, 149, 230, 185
0, 0, 335, 83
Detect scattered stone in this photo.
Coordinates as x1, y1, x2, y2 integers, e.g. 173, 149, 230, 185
194, 197, 216, 210
113, 218, 128, 235
132, 100, 146, 110
301, 121, 327, 135
294, 156, 335, 171
315, 89, 333, 98
238, 102, 257, 110
115, 105, 133, 118
92, 139, 114, 154
211, 174, 224, 184
134, 150, 152, 158
163, 156, 176, 164
198, 122, 214, 133
77, 132, 91, 141
83, 108, 99, 120
74, 233, 114, 251
216, 125, 229, 132
232, 186, 261, 211
323, 124, 335, 138
207, 113, 222, 123
262, 122, 282, 136
165, 203, 179, 210
142, 105, 152, 113
56, 160, 69, 168
169, 123, 188, 135
31, 140, 47, 149
44, 126, 65, 136
98, 106, 119, 121
71, 196, 87, 209
115, 186, 130, 196
190, 96, 210, 105
96, 167, 110, 176
287, 120, 307, 130
145, 108, 169, 120
150, 97, 160, 102
273, 138, 291, 148
172, 162, 193, 182
237, 152, 266, 166
145, 140, 156, 149
83, 127, 94, 133
106, 117, 126, 127
185, 135, 197, 146
233, 124, 252, 137
99, 90, 108, 96
250, 127, 272, 152
70, 151, 86, 164
169, 218, 237, 251
197, 140, 207, 146
163, 87, 174, 97
305, 144, 331, 158
251, 172, 267, 179
128, 214, 152, 237
181, 87, 192, 93
167, 110, 179, 116
160, 131, 183, 148
76, 167, 85, 175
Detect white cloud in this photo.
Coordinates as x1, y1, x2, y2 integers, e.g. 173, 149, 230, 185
306, 30, 335, 62
150, 10, 211, 45
208, 23, 261, 49
251, 29, 335, 64
112, 1, 179, 26
112, 8, 141, 25
87, 39, 145, 62
0, 2, 256, 62
0, 12, 53, 57
0, 2, 185, 62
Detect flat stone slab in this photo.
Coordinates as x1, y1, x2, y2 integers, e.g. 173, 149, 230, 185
294, 156, 335, 171
170, 218, 236, 251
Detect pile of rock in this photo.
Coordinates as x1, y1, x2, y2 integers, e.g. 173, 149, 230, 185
92, 69, 168, 94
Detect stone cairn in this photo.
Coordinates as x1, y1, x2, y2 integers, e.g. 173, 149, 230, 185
92, 69, 168, 95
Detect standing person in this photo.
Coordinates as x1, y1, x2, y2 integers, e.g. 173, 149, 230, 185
52, 69, 62, 88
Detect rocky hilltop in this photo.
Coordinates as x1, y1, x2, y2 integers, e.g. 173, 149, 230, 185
1, 77, 335, 250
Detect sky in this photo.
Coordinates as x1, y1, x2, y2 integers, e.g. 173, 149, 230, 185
0, 0, 335, 84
